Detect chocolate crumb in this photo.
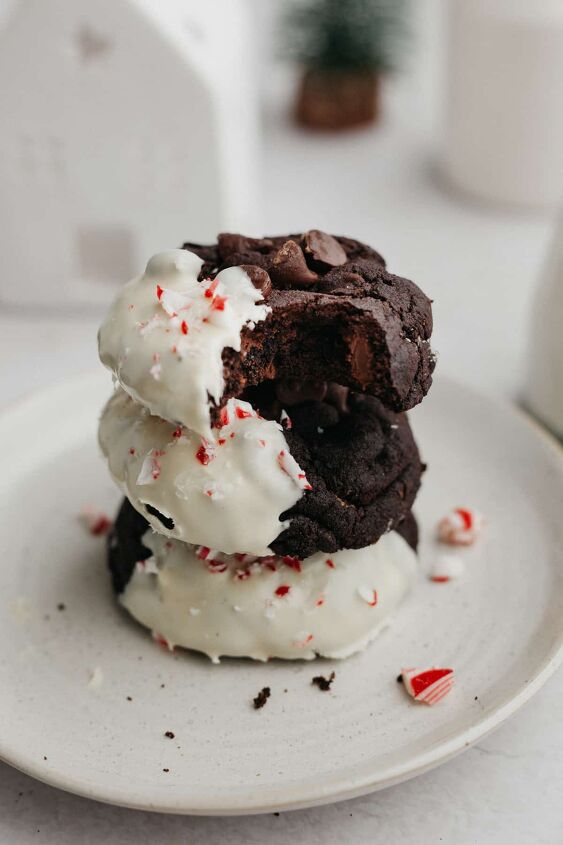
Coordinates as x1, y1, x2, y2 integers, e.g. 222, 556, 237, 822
396, 674, 403, 683
126, 696, 132, 701
162, 768, 169, 773
57, 603, 66, 611
43, 756, 47, 761
474, 696, 478, 701
164, 731, 175, 739
312, 671, 335, 691
274, 812, 280, 817
160, 683, 165, 688
253, 687, 271, 709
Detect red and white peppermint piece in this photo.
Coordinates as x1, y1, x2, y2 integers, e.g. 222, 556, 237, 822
293, 632, 314, 648
137, 452, 163, 484
152, 630, 174, 651
136, 555, 159, 575
437, 508, 484, 546
429, 553, 464, 583
158, 286, 191, 317
78, 505, 112, 536
206, 559, 228, 574
283, 555, 302, 573
357, 586, 378, 606
195, 438, 215, 466
280, 409, 292, 430
277, 450, 312, 491
401, 667, 454, 704
195, 545, 221, 561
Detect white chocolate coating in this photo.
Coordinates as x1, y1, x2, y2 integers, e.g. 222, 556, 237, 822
99, 388, 309, 555
120, 530, 418, 662
98, 250, 270, 438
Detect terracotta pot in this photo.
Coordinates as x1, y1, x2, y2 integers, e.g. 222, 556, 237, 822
295, 69, 379, 130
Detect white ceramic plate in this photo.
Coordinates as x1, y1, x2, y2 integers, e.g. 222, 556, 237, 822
1, 372, 562, 815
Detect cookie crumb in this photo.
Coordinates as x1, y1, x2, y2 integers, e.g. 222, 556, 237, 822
57, 603, 66, 612
396, 674, 403, 683
126, 696, 132, 701
312, 671, 335, 691
164, 731, 175, 739
253, 687, 271, 709
162, 768, 169, 773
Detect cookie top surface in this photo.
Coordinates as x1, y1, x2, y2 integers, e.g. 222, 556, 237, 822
98, 232, 434, 438
185, 231, 435, 416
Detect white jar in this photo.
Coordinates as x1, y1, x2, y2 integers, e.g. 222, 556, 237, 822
444, 0, 563, 208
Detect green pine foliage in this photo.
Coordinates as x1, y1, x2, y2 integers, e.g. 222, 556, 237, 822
284, 0, 409, 73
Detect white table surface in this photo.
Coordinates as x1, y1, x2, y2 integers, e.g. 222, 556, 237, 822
1, 1, 562, 841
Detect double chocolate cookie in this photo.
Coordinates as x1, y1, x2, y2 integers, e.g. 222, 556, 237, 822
108, 387, 423, 591
183, 231, 435, 415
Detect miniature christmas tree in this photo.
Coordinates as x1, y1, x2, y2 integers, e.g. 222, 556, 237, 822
284, 0, 408, 130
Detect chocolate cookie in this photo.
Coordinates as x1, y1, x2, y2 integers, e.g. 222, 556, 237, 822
108, 388, 423, 587
182, 231, 435, 414
266, 390, 423, 559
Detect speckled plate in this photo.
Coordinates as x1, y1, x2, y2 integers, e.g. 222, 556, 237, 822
0, 371, 562, 815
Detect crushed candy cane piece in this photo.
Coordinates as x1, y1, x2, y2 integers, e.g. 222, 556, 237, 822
325, 558, 335, 569
152, 631, 174, 651
136, 556, 159, 575
293, 632, 314, 648
437, 508, 484, 546
277, 450, 312, 491
137, 452, 162, 484
79, 505, 113, 536
275, 585, 291, 598
195, 439, 215, 466
357, 586, 378, 606
283, 555, 302, 572
401, 667, 454, 704
280, 409, 292, 429
429, 554, 464, 583
207, 559, 228, 573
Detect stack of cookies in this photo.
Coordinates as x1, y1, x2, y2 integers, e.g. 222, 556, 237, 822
98, 231, 434, 662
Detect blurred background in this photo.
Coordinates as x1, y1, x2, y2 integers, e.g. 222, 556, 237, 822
1, 0, 563, 432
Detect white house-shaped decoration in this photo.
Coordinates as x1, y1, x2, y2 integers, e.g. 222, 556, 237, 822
0, 0, 259, 307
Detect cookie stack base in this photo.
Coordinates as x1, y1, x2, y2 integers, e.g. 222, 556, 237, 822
109, 500, 418, 662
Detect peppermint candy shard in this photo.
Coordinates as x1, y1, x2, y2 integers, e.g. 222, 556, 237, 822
401, 667, 454, 704
152, 630, 174, 651
79, 505, 113, 536
429, 554, 464, 583
437, 507, 484, 546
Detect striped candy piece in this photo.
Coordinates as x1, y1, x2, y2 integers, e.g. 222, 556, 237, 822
401, 667, 454, 704
437, 508, 483, 546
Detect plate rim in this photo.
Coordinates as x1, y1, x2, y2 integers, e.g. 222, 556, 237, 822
1, 370, 563, 815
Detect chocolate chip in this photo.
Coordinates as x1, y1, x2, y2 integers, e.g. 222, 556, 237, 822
218, 233, 273, 260
317, 271, 366, 296
276, 379, 327, 406
239, 264, 272, 299
269, 240, 319, 287
325, 383, 350, 414
303, 230, 347, 269
164, 730, 175, 739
